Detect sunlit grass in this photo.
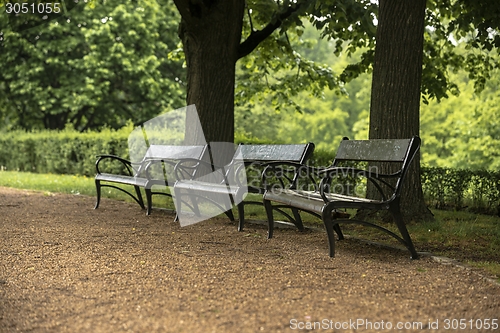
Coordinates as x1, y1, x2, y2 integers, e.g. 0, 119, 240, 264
0, 171, 96, 196
0, 170, 174, 208
1, 170, 499, 281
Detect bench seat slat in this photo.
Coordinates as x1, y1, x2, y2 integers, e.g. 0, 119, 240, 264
264, 189, 380, 214
95, 173, 149, 187
174, 180, 245, 197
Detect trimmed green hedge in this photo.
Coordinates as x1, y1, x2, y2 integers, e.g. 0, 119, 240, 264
0, 127, 130, 176
421, 166, 500, 215
1, 129, 499, 215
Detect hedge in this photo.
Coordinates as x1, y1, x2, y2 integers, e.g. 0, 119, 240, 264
0, 127, 130, 176
1, 129, 499, 215
421, 166, 500, 215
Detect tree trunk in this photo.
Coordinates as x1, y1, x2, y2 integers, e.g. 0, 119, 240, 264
174, 0, 245, 146
367, 0, 434, 222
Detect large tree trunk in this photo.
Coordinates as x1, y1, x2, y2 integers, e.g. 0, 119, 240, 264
174, 0, 245, 145
368, 0, 434, 222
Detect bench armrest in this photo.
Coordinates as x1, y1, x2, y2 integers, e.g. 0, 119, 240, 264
318, 166, 401, 203
95, 154, 139, 176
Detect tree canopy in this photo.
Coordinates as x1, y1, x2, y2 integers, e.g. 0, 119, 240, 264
233, 0, 500, 109
0, 0, 499, 155
0, 0, 185, 131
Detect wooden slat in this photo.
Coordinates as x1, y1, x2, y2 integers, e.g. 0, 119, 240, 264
335, 138, 411, 162
145, 145, 206, 160
235, 143, 313, 163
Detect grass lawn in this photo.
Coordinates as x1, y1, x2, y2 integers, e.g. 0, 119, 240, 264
1, 170, 499, 282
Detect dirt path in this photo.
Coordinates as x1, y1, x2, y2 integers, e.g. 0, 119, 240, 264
1, 187, 499, 333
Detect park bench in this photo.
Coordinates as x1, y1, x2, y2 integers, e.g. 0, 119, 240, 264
172, 143, 315, 230
262, 136, 421, 259
94, 145, 208, 215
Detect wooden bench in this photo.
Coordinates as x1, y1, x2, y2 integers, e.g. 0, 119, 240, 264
94, 145, 208, 215
172, 143, 315, 229
262, 136, 421, 259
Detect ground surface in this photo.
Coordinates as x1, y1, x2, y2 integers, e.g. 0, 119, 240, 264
1, 186, 499, 333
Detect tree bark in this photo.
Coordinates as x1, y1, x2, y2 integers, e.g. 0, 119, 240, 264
174, 0, 245, 146
367, 0, 434, 222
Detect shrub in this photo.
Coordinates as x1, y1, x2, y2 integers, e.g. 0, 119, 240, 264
0, 126, 130, 176
1, 129, 498, 215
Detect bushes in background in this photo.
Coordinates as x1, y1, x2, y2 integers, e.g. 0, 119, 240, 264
1, 129, 499, 215
422, 166, 500, 215
0, 127, 130, 176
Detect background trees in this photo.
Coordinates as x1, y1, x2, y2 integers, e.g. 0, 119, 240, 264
0, 1, 499, 171
0, 0, 184, 131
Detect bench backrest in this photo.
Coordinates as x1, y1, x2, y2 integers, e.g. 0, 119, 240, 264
232, 143, 315, 193
138, 144, 208, 177
234, 143, 315, 164
331, 136, 421, 200
144, 145, 208, 161
333, 138, 418, 163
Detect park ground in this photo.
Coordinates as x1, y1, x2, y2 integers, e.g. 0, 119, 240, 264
1, 186, 499, 333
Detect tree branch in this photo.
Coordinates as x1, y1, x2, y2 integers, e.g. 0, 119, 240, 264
237, 2, 304, 60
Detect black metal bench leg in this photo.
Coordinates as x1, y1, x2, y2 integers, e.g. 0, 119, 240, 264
191, 196, 201, 217
145, 188, 153, 215
225, 209, 235, 222
390, 205, 419, 260
322, 207, 337, 257
174, 190, 183, 220
237, 203, 245, 231
133, 185, 145, 210
334, 224, 344, 240
263, 199, 275, 239
94, 180, 101, 209
291, 208, 305, 231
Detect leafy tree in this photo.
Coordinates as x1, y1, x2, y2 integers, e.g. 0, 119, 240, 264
235, 23, 372, 147
365, 0, 500, 220
172, 0, 499, 139
172, 0, 377, 144
421, 68, 500, 170
171, 0, 499, 221
0, 0, 184, 131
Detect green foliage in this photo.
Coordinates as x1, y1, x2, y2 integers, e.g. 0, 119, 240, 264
0, 126, 131, 176
235, 0, 377, 116
422, 166, 500, 215
425, 0, 500, 98
236, 23, 371, 148
0, 0, 184, 131
420, 68, 500, 170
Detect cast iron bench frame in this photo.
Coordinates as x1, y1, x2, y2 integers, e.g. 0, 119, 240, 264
172, 143, 315, 231
94, 145, 208, 215
262, 136, 421, 259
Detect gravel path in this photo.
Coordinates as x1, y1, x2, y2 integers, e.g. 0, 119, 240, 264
1, 187, 499, 333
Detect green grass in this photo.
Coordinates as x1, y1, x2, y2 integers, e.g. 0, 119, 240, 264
0, 171, 97, 196
1, 170, 499, 281
0, 170, 175, 209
